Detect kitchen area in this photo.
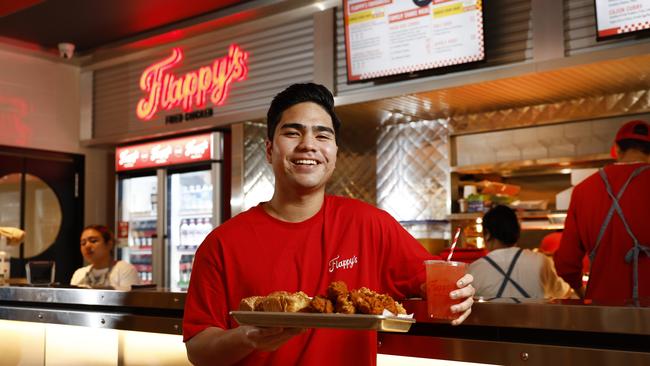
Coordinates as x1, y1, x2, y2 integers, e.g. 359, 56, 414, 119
0, 0, 649, 365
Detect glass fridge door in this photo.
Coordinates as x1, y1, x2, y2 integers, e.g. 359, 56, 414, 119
117, 175, 157, 285
168, 169, 213, 291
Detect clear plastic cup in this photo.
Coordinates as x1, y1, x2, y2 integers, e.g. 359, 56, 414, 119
424, 260, 467, 320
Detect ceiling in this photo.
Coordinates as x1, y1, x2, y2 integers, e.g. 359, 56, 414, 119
2, 0, 649, 142
0, 0, 250, 55
361, 53, 650, 117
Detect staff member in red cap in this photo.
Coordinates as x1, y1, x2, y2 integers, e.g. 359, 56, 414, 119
555, 119, 650, 301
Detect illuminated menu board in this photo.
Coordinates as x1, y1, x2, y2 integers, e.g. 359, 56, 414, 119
595, 0, 650, 39
343, 0, 484, 81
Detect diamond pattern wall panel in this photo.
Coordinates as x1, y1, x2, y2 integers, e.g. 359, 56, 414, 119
242, 122, 274, 211
452, 89, 650, 135
326, 113, 378, 205
377, 120, 450, 221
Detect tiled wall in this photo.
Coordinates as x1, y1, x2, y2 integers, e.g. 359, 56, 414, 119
242, 122, 274, 212
377, 120, 450, 222
453, 115, 649, 167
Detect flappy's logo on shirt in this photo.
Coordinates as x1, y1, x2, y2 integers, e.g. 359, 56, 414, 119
328, 255, 358, 273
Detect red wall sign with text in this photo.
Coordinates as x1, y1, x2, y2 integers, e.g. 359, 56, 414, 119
115, 133, 214, 171
136, 44, 249, 121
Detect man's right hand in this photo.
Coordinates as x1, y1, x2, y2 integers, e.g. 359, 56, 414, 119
238, 325, 304, 352
186, 325, 304, 366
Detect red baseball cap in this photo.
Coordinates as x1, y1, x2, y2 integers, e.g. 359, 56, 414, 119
539, 232, 561, 255
615, 120, 650, 143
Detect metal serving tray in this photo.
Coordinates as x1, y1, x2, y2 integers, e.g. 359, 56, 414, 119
230, 311, 415, 333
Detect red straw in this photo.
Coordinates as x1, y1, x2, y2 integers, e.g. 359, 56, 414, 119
447, 227, 462, 262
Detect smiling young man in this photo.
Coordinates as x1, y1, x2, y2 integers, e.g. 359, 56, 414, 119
183, 83, 475, 366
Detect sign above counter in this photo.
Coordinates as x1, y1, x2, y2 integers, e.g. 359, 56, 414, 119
595, 0, 650, 39
115, 133, 220, 171
343, 0, 484, 81
136, 44, 249, 121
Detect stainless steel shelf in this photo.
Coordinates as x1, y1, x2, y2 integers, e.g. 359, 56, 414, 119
451, 153, 612, 177
448, 210, 565, 220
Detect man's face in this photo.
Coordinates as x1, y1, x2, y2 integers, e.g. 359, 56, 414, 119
266, 102, 338, 194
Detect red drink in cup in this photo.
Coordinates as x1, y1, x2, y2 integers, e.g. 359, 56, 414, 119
424, 260, 467, 320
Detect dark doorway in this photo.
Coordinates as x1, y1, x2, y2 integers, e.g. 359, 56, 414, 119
0, 145, 84, 283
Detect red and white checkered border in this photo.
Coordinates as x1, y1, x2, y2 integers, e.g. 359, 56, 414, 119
618, 20, 650, 34
359, 8, 484, 80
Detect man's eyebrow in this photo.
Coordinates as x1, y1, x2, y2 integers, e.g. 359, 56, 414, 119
280, 123, 334, 134
314, 125, 335, 134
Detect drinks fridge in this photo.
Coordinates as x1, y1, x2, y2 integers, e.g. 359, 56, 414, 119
115, 132, 225, 291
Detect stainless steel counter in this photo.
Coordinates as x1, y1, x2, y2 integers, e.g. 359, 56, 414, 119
409, 298, 650, 334
0, 285, 185, 335
3, 286, 650, 365
378, 299, 650, 365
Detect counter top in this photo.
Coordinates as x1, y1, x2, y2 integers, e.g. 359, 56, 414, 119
2, 285, 649, 339
380, 299, 650, 365
0, 285, 186, 309
0, 285, 186, 334
404, 298, 650, 335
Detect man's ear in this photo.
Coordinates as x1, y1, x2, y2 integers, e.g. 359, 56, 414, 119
265, 139, 272, 163
615, 145, 623, 161
107, 240, 116, 253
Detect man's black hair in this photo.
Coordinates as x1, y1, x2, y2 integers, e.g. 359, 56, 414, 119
482, 205, 520, 246
617, 139, 650, 155
266, 83, 341, 142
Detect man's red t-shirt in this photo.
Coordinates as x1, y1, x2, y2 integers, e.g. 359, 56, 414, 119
554, 163, 650, 301
183, 195, 435, 365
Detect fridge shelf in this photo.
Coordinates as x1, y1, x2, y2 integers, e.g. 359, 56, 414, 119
176, 245, 200, 252
178, 209, 212, 217
128, 214, 157, 220
128, 246, 153, 252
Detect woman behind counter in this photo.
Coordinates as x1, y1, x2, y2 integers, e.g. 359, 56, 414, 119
70, 225, 139, 290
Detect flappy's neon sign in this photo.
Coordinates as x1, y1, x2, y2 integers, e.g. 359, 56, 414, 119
136, 44, 248, 121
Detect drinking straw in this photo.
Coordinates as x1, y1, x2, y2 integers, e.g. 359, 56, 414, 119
447, 227, 462, 262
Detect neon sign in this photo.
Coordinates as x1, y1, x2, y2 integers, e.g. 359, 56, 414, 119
136, 44, 248, 121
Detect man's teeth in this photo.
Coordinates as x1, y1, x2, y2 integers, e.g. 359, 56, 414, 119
295, 159, 317, 165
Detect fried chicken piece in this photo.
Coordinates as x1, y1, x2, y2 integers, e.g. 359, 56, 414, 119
350, 290, 380, 315
350, 287, 400, 315
306, 295, 334, 313
327, 281, 349, 303
255, 291, 310, 312
284, 291, 311, 312
256, 291, 290, 312
334, 295, 356, 314
394, 301, 407, 315
239, 296, 263, 311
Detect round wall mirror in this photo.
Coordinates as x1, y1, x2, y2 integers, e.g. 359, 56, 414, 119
0, 173, 62, 257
